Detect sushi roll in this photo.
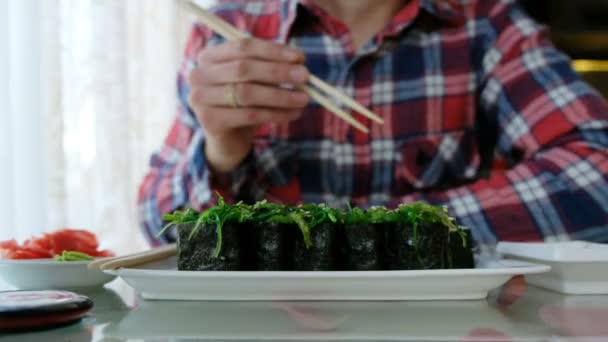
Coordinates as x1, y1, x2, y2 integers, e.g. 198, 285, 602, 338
161, 197, 474, 272
174, 199, 251, 271
387, 203, 455, 270
252, 201, 295, 271
343, 207, 392, 270
292, 204, 341, 271
177, 222, 242, 271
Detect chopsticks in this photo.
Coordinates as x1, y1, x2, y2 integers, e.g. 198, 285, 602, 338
88, 243, 177, 271
181, 0, 384, 134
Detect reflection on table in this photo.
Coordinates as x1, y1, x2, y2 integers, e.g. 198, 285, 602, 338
2, 278, 608, 341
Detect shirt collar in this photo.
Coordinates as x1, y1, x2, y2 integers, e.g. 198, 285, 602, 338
278, 0, 465, 42
419, 0, 466, 26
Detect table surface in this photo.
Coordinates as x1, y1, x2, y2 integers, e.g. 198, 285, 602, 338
1, 278, 608, 342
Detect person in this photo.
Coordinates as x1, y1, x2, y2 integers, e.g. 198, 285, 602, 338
138, 0, 608, 246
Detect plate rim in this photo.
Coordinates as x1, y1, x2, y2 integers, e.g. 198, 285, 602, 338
105, 260, 550, 278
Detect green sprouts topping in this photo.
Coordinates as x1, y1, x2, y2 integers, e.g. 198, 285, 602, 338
158, 196, 253, 257
396, 202, 466, 248
366, 206, 399, 224
292, 204, 342, 248
344, 207, 367, 225
158, 196, 468, 257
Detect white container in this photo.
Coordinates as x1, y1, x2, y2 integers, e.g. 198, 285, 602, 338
0, 258, 116, 290
497, 241, 608, 294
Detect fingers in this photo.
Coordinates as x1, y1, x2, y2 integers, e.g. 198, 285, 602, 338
198, 38, 305, 64
194, 59, 310, 85
490, 275, 528, 308
190, 83, 310, 109
186, 38, 310, 134
193, 106, 302, 132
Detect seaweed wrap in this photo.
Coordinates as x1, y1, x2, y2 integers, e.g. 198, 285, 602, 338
169, 199, 252, 271
386, 203, 456, 270
160, 196, 474, 272
343, 207, 392, 270
252, 201, 296, 270
293, 204, 341, 271
449, 228, 475, 268
177, 222, 242, 271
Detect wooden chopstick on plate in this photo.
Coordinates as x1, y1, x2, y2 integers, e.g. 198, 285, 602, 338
88, 243, 177, 270
181, 0, 384, 133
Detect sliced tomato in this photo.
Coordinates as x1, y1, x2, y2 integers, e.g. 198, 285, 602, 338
25, 235, 52, 250
50, 229, 99, 254
0, 240, 19, 259
22, 238, 53, 257
5, 249, 47, 259
20, 245, 53, 258
48, 235, 82, 255
1, 229, 114, 260
55, 229, 98, 247
0, 239, 19, 250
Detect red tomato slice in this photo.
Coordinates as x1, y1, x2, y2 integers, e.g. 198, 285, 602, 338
0, 240, 19, 259
55, 229, 98, 247
21, 246, 53, 258
1, 229, 114, 260
6, 249, 47, 259
25, 236, 52, 250
0, 240, 18, 249
22, 238, 53, 257
50, 230, 99, 253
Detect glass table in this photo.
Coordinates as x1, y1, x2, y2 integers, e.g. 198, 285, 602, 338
1, 278, 608, 341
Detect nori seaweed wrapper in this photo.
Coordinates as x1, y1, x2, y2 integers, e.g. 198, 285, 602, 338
449, 228, 475, 268
177, 222, 243, 271
386, 221, 450, 270
344, 223, 385, 270
293, 223, 337, 271
165, 197, 471, 272
254, 222, 295, 270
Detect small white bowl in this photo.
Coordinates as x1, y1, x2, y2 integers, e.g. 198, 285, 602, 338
0, 258, 116, 290
497, 241, 608, 294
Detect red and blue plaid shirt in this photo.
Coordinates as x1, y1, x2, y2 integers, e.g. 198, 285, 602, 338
138, 0, 608, 246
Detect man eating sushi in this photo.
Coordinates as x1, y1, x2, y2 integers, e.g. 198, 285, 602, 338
138, 0, 608, 246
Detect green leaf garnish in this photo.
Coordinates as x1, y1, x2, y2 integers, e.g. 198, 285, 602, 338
54, 251, 95, 262
289, 211, 312, 249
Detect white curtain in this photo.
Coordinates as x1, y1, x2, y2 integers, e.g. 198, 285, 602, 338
1, 0, 213, 254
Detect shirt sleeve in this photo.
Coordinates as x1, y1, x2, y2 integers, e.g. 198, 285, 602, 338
398, 0, 608, 245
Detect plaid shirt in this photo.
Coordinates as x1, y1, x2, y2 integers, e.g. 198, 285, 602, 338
138, 0, 608, 246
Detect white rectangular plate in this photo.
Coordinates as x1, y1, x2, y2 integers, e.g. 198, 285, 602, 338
105, 257, 549, 301
497, 241, 608, 295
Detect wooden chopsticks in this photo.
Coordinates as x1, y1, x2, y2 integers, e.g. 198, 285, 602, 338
181, 0, 384, 133
88, 243, 177, 271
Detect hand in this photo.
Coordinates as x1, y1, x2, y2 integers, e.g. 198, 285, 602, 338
187, 38, 311, 172
491, 275, 528, 308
